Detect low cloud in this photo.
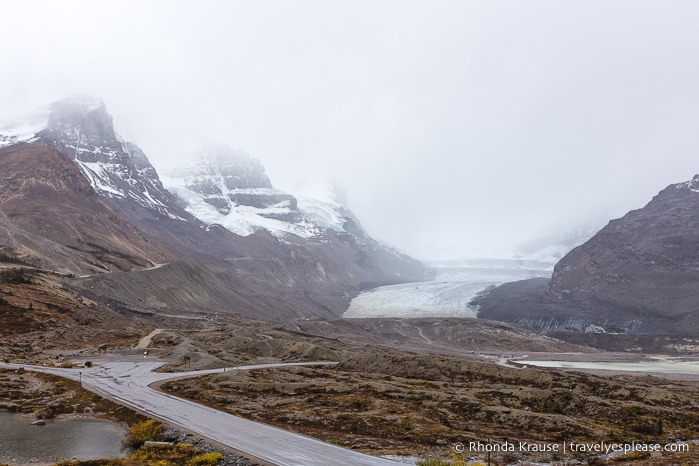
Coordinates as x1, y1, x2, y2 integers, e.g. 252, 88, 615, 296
2, 1, 698, 259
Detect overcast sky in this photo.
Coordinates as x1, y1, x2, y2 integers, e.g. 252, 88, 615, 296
2, 1, 699, 259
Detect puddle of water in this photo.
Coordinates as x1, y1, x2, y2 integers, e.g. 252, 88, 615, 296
0, 412, 129, 464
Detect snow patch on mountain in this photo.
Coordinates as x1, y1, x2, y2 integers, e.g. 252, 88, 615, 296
0, 112, 49, 149
76, 161, 126, 197
677, 174, 699, 194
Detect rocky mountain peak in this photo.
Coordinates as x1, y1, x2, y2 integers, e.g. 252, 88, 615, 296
164, 144, 337, 237
0, 96, 183, 219
39, 96, 122, 163
163, 143, 389, 246
674, 174, 699, 194
166, 143, 299, 218
187, 143, 273, 190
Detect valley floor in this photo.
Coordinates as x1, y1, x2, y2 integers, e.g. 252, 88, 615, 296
153, 349, 699, 465
2, 268, 699, 465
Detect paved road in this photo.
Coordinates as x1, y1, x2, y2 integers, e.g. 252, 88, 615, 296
0, 361, 399, 466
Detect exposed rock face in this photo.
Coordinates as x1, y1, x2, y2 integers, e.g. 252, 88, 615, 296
477, 176, 699, 336
0, 96, 429, 319
0, 143, 168, 274
33, 96, 184, 219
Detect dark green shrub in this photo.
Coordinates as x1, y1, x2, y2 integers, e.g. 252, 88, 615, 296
0, 269, 33, 284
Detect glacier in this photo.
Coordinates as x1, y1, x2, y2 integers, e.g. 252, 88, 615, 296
343, 257, 554, 318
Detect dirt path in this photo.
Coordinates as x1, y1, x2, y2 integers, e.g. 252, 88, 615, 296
136, 328, 163, 349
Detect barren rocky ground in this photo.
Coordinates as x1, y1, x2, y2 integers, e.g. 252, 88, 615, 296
158, 349, 699, 465
2, 268, 699, 464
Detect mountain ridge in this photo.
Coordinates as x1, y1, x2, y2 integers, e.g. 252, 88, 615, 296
476, 174, 699, 336
0, 96, 429, 319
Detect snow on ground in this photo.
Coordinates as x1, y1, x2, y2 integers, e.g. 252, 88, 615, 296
343, 258, 554, 319
519, 360, 699, 376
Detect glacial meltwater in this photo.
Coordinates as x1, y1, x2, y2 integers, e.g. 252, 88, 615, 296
0, 413, 129, 464
518, 360, 699, 377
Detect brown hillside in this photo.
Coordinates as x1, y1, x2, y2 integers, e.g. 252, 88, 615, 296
0, 143, 168, 274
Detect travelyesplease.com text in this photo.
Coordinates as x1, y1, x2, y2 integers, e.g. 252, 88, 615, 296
453, 440, 689, 455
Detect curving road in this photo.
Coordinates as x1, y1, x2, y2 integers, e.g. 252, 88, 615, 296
0, 361, 399, 465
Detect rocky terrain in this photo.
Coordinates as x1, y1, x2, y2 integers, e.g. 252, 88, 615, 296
1, 267, 698, 464
150, 334, 699, 465
477, 175, 699, 339
160, 357, 699, 464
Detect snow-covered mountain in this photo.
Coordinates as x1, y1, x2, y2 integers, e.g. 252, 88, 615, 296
159, 145, 421, 286
0, 96, 375, 243
0, 96, 184, 220
162, 143, 380, 243
0, 96, 429, 319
